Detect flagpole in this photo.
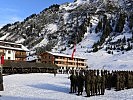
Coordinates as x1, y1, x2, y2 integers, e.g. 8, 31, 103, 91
1, 55, 4, 74
71, 9, 79, 73
75, 11, 78, 72
0, 54, 4, 92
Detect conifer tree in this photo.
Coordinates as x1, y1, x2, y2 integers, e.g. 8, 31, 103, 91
122, 36, 126, 43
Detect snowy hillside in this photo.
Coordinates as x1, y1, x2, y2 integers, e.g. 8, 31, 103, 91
1, 73, 133, 100
0, 0, 133, 70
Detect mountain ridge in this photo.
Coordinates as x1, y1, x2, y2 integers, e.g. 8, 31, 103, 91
0, 0, 132, 64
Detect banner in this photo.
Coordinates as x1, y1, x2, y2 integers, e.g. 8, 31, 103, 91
71, 44, 76, 59
1, 55, 4, 64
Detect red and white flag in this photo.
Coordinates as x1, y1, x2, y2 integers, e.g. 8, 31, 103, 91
1, 55, 4, 64
71, 43, 76, 59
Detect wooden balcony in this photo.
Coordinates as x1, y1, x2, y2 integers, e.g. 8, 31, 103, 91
55, 58, 67, 62
15, 54, 27, 58
56, 64, 67, 67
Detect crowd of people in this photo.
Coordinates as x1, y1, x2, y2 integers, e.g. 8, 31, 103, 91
69, 70, 133, 97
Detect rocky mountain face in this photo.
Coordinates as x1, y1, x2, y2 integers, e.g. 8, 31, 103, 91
0, 0, 133, 55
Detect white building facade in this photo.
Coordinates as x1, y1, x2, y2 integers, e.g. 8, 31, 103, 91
0, 41, 29, 61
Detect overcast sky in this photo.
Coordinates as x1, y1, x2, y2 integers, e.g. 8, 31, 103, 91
0, 0, 74, 27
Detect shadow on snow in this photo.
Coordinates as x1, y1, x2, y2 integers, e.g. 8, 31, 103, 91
1, 95, 55, 100
60, 82, 70, 86
28, 83, 69, 94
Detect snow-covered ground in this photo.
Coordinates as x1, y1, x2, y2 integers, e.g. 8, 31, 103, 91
1, 73, 133, 100
76, 49, 133, 71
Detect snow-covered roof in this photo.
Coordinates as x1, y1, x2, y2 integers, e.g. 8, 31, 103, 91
27, 55, 38, 61
21, 45, 30, 51
0, 41, 29, 51
46, 51, 87, 60
0, 40, 21, 45
0, 45, 29, 51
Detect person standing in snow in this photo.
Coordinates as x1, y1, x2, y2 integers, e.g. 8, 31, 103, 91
69, 71, 76, 93
90, 70, 96, 96
106, 71, 112, 90
54, 69, 57, 77
0, 54, 4, 95
0, 71, 4, 95
127, 71, 132, 89
101, 70, 105, 95
74, 71, 79, 93
116, 72, 121, 91
85, 70, 91, 97
77, 71, 85, 95
96, 70, 101, 95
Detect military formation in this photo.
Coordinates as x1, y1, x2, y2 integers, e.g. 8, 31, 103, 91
69, 70, 133, 97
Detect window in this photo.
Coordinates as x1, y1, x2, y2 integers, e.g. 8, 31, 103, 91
8, 50, 11, 54
0, 49, 3, 52
69, 58, 72, 60
61, 62, 64, 64
8, 57, 11, 60
21, 52, 24, 55
55, 61, 58, 64
55, 56, 58, 59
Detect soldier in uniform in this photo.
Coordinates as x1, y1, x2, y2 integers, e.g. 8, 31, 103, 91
121, 72, 125, 90
91, 70, 96, 96
0, 72, 3, 92
101, 70, 105, 95
74, 71, 78, 93
116, 72, 120, 91
112, 70, 117, 88
69, 71, 76, 93
77, 71, 84, 95
104, 70, 108, 89
131, 71, 133, 88
54, 69, 57, 77
96, 70, 101, 95
85, 70, 91, 97
107, 71, 112, 90
127, 71, 132, 89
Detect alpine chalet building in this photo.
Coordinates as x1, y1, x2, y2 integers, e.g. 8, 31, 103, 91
40, 52, 87, 73
0, 41, 29, 61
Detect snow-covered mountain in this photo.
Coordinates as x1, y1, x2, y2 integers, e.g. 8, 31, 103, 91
0, 0, 133, 70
